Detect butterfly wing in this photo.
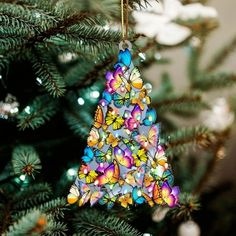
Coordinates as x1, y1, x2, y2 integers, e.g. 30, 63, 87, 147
130, 67, 143, 89
153, 182, 163, 204
100, 91, 112, 106
112, 116, 124, 130
90, 191, 104, 206
82, 146, 94, 163
94, 105, 104, 129
147, 124, 159, 148
114, 147, 132, 168
67, 184, 80, 204
132, 187, 145, 204
143, 108, 157, 126
113, 93, 124, 108
106, 133, 119, 147
87, 127, 99, 147
96, 163, 115, 185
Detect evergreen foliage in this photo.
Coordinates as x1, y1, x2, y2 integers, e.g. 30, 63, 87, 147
0, 0, 235, 235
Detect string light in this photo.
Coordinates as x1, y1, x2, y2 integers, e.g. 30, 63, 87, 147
19, 174, 26, 181
36, 77, 42, 85
77, 97, 85, 106
90, 91, 100, 99
24, 106, 31, 114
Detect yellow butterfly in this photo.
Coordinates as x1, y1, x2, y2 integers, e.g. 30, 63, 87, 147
131, 88, 151, 110
132, 148, 148, 167
129, 67, 143, 89
118, 193, 133, 208
105, 107, 124, 130
106, 132, 119, 147
87, 127, 106, 149
78, 165, 98, 184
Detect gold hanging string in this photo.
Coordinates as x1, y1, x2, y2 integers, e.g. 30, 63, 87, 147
121, 0, 129, 41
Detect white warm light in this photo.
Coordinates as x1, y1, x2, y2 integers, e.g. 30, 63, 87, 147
178, 221, 200, 236
36, 77, 42, 85
67, 168, 76, 176
90, 91, 100, 99
19, 175, 26, 181
77, 97, 85, 106
24, 106, 31, 114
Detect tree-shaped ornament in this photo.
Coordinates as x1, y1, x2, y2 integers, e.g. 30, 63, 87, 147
68, 41, 180, 209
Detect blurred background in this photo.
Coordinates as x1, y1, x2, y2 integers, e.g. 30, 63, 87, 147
0, 0, 235, 235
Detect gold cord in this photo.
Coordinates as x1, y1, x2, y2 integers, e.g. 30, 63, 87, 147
121, 0, 129, 41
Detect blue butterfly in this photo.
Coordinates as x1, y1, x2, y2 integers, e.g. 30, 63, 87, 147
114, 48, 132, 68
143, 108, 157, 126
99, 91, 112, 106
82, 146, 94, 163
132, 187, 146, 204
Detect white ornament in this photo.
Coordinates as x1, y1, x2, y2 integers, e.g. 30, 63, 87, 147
152, 207, 169, 222
178, 221, 200, 236
201, 97, 235, 132
133, 0, 218, 46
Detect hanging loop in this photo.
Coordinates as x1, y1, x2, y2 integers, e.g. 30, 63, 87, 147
119, 40, 132, 51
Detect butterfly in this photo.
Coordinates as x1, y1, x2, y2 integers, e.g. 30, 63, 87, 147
113, 92, 130, 108
122, 138, 139, 151
151, 146, 168, 168
159, 169, 174, 186
143, 108, 157, 126
90, 191, 104, 206
95, 147, 112, 163
161, 182, 180, 208
118, 193, 133, 208
132, 148, 148, 167
144, 174, 154, 188
67, 184, 80, 204
132, 187, 146, 204
106, 132, 119, 147
124, 164, 146, 187
105, 107, 124, 130
124, 105, 142, 131
152, 181, 164, 205
114, 48, 132, 68
107, 67, 130, 94
82, 147, 94, 163
131, 88, 151, 110
99, 193, 117, 209
87, 127, 107, 149
142, 192, 155, 207
78, 165, 98, 184
96, 160, 120, 186
94, 105, 107, 130
135, 124, 159, 150
99, 91, 112, 107
114, 147, 134, 168
129, 67, 143, 90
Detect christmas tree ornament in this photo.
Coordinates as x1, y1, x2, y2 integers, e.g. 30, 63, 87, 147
178, 220, 200, 236
68, 0, 179, 208
0, 93, 19, 120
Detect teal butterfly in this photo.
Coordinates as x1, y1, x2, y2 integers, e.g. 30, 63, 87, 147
95, 148, 112, 163
113, 92, 130, 108
132, 187, 145, 204
98, 193, 117, 209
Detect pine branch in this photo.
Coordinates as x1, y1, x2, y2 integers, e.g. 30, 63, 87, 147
73, 209, 142, 236
11, 145, 42, 178
164, 126, 215, 157
17, 95, 59, 130
13, 183, 52, 210
41, 221, 67, 236
14, 198, 67, 221
192, 72, 236, 91
205, 35, 236, 72
2, 210, 46, 236
64, 109, 92, 137
155, 94, 208, 116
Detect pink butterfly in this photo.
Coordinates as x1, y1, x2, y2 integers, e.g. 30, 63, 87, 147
161, 181, 180, 208
135, 124, 159, 150
114, 147, 134, 168
124, 105, 142, 131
